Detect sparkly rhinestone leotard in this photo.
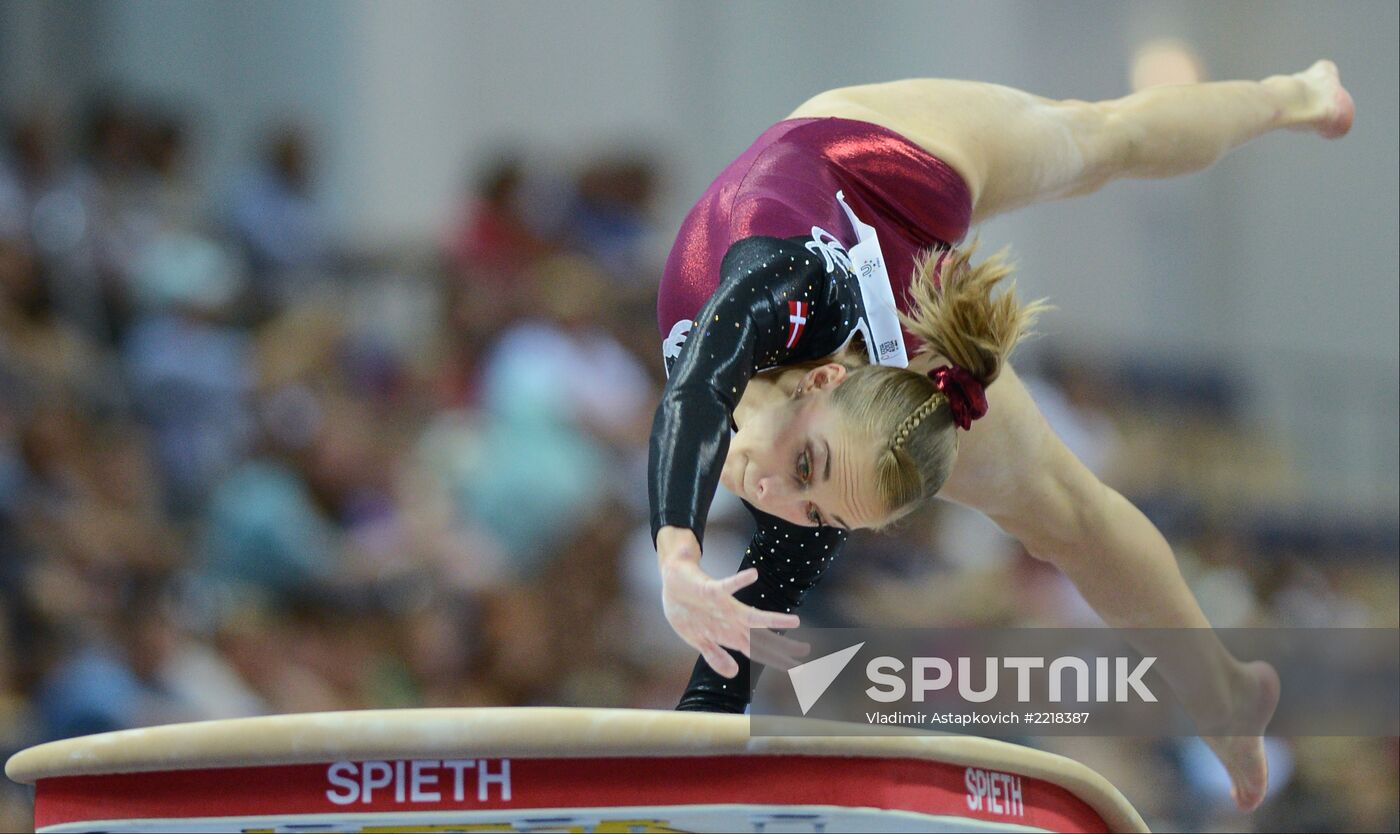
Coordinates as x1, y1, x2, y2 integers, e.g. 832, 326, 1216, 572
649, 117, 973, 712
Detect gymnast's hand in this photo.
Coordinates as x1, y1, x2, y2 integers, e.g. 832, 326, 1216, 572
657, 526, 807, 678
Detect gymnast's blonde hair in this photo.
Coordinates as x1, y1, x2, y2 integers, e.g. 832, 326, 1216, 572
828, 239, 1049, 526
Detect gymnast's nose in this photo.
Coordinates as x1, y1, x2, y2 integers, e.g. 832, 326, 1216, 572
753, 474, 794, 510
753, 487, 808, 526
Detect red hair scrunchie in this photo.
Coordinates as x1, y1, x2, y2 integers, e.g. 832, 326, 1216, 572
929, 365, 988, 430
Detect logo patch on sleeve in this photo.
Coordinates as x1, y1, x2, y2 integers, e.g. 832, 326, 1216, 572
661, 319, 693, 375
786, 301, 809, 349
805, 227, 852, 274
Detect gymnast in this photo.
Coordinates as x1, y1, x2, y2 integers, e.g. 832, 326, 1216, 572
648, 61, 1353, 810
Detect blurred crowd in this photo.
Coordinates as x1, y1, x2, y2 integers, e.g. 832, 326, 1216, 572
0, 95, 1394, 832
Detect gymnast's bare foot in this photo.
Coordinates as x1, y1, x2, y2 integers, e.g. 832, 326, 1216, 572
1292, 59, 1354, 138
1203, 660, 1281, 811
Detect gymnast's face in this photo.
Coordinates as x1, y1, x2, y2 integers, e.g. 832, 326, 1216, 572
722, 364, 886, 530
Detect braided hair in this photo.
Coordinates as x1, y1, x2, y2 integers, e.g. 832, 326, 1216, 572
829, 239, 1048, 526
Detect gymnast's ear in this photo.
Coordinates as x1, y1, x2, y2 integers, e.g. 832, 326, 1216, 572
800, 362, 849, 393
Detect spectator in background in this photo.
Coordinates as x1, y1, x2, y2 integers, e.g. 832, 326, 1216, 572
485, 254, 655, 450
1, 113, 74, 245
122, 232, 254, 515
78, 98, 152, 342
135, 110, 204, 233
443, 154, 555, 284
440, 153, 560, 354
0, 237, 121, 414
0, 111, 110, 340
34, 582, 259, 740
226, 124, 331, 308
429, 254, 651, 576
198, 453, 336, 598
81, 101, 208, 342
81, 99, 143, 192
565, 153, 661, 283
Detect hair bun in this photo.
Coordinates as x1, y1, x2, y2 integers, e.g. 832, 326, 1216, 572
928, 365, 988, 430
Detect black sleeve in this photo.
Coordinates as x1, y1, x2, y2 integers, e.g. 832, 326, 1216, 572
648, 235, 853, 547
675, 502, 848, 713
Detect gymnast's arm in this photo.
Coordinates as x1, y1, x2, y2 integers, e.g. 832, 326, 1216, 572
677, 504, 848, 712
649, 235, 850, 676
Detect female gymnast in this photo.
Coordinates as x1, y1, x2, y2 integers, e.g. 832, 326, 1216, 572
648, 60, 1353, 810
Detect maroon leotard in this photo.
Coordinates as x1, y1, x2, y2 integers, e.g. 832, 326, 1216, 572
657, 117, 974, 344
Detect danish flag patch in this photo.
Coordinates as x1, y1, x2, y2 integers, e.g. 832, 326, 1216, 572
786, 300, 809, 349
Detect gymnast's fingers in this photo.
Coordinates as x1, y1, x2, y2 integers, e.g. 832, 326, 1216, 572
740, 604, 800, 631
759, 628, 810, 658
715, 622, 752, 658
714, 567, 759, 596
699, 640, 739, 679
748, 628, 812, 671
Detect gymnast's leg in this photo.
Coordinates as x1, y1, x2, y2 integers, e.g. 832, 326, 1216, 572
788, 60, 1352, 223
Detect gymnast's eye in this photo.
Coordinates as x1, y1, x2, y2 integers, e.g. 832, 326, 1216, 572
796, 447, 812, 484
806, 503, 823, 526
